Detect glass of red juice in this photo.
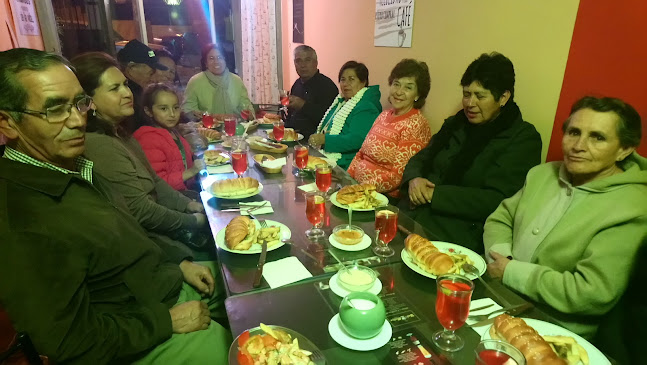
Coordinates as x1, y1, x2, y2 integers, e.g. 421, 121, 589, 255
475, 340, 525, 365
315, 164, 332, 196
272, 120, 285, 142
224, 116, 237, 137
432, 274, 474, 352
305, 191, 325, 239
293, 145, 309, 176
202, 113, 215, 128
230, 137, 248, 178
280, 89, 290, 106
372, 206, 398, 257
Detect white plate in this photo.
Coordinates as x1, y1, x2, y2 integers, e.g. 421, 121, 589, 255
329, 191, 389, 212
328, 314, 392, 351
266, 131, 304, 143
215, 219, 291, 254
328, 233, 372, 251
209, 182, 263, 200
328, 272, 383, 297
400, 242, 486, 279
482, 318, 610, 365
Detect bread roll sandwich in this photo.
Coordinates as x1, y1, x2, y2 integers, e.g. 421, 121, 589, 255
225, 216, 258, 250
203, 150, 228, 165
404, 234, 454, 275
247, 138, 288, 153
211, 177, 259, 197
262, 113, 281, 124
306, 156, 327, 170
490, 314, 567, 365
336, 184, 376, 204
198, 127, 222, 142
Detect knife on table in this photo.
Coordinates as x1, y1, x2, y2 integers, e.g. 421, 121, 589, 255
470, 302, 534, 327
250, 213, 268, 288
252, 240, 268, 288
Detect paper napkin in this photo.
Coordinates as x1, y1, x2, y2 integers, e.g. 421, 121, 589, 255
466, 298, 503, 337
297, 182, 318, 192
207, 165, 234, 174
262, 157, 287, 169
262, 256, 313, 288
239, 201, 274, 215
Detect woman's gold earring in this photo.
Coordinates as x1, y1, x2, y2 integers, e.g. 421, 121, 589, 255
92, 109, 96, 117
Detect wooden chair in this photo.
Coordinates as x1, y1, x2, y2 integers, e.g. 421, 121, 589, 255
0, 307, 46, 365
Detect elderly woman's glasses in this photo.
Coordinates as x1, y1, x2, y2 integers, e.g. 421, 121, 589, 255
5, 96, 93, 123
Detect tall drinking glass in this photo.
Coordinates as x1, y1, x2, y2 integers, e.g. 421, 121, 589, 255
273, 120, 285, 142
433, 274, 474, 352
315, 164, 332, 195
305, 191, 325, 238
230, 137, 248, 178
280, 89, 290, 106
475, 340, 526, 365
372, 206, 398, 257
224, 116, 237, 137
293, 145, 309, 176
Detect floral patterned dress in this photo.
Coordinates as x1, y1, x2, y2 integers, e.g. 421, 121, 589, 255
348, 108, 431, 197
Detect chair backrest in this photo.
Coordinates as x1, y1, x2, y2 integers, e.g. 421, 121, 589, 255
0, 306, 45, 365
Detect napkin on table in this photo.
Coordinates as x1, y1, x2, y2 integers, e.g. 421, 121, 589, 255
207, 165, 234, 174
467, 298, 503, 337
240, 201, 274, 215
262, 157, 287, 169
297, 183, 318, 192
262, 256, 313, 288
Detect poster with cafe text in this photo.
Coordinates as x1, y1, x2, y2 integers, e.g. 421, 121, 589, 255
374, 0, 415, 48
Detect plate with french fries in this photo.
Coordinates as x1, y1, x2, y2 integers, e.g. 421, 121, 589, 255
400, 241, 486, 279
215, 220, 291, 254
482, 318, 607, 365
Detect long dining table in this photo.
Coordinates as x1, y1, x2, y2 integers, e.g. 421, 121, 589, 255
197, 126, 608, 364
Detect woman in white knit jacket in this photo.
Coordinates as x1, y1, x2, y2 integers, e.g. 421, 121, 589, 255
484, 96, 647, 339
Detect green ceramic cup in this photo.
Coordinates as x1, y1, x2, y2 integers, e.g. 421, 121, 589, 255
338, 292, 386, 339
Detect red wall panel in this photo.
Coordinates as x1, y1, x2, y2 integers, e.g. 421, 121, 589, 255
546, 1, 647, 161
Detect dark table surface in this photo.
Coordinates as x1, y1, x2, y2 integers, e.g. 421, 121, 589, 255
224, 262, 553, 365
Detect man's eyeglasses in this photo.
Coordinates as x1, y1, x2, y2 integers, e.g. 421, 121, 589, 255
3, 96, 93, 123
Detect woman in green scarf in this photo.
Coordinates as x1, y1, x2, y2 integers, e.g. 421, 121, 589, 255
307, 61, 382, 170
182, 43, 254, 119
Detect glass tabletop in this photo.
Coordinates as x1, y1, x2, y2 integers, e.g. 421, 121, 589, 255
200, 181, 430, 296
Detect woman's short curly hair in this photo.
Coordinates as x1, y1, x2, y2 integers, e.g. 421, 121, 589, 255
461, 52, 515, 101
388, 59, 431, 109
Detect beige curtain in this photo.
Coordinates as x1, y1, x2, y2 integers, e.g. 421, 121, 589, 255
240, 0, 279, 105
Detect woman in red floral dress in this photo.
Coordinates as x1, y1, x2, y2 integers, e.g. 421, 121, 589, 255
347, 59, 432, 199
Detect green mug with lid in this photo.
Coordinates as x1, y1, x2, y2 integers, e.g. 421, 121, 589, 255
338, 292, 386, 339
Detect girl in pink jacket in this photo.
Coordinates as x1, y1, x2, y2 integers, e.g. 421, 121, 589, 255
134, 84, 205, 191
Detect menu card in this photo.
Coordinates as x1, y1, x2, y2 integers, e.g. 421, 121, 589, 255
387, 328, 449, 365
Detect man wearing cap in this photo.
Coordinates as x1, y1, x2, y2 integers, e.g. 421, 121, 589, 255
117, 39, 168, 121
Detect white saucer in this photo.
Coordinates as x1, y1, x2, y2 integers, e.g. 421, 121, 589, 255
328, 233, 372, 251
328, 313, 392, 351
328, 272, 383, 297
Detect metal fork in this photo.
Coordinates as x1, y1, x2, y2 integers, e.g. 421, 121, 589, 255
248, 212, 268, 228
309, 349, 326, 364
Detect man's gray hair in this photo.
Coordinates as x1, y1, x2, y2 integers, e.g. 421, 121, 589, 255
294, 45, 317, 60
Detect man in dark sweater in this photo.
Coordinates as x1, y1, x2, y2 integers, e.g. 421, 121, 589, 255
0, 48, 229, 364
286, 45, 339, 139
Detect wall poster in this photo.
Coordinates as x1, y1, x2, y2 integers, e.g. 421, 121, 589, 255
11, 0, 40, 36
293, 0, 304, 44
374, 0, 414, 48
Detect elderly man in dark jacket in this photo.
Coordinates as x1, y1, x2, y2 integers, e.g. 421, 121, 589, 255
0, 49, 229, 364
